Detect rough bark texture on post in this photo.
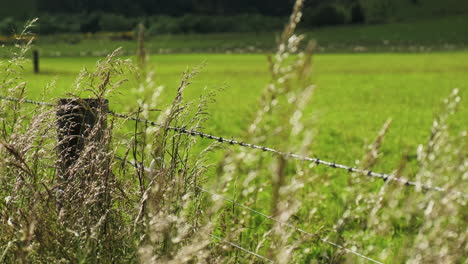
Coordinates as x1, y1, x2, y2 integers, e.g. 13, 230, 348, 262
33, 50, 39, 74
56, 98, 108, 181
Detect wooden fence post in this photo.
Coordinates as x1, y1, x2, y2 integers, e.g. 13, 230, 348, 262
56, 98, 108, 181
33, 50, 39, 74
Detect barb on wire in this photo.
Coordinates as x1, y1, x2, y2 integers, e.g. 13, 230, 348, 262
210, 233, 274, 263
115, 157, 382, 264
1, 95, 465, 198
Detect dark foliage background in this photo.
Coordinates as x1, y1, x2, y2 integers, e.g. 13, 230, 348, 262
1, 0, 467, 35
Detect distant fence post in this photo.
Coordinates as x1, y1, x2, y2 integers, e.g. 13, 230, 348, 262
137, 23, 146, 72
33, 50, 39, 74
56, 98, 108, 182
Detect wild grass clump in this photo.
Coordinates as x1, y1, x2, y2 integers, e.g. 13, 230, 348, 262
1, 1, 467, 263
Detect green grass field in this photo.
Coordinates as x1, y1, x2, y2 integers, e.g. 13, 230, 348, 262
19, 51, 468, 172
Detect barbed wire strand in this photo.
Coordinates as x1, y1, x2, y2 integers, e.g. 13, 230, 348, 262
115, 157, 383, 264
210, 234, 274, 263
0, 95, 55, 107
109, 111, 466, 198
1, 95, 465, 198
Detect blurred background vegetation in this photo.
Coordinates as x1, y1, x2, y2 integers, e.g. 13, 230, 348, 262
1, 0, 468, 36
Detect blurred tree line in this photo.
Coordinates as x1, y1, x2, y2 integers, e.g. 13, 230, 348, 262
36, 0, 297, 16
1, 0, 467, 35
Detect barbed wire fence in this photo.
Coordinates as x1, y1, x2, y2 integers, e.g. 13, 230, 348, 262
1, 95, 466, 263
2, 96, 463, 198
109, 111, 468, 197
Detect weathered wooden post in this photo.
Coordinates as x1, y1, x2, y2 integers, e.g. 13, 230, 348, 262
56, 98, 108, 181
33, 50, 39, 74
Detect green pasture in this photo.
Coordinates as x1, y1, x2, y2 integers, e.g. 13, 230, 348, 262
17, 51, 468, 172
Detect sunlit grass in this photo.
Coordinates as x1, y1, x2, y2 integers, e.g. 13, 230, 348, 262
21, 52, 467, 156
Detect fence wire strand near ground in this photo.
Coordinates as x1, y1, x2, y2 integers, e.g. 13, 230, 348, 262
197, 187, 384, 264
116, 157, 383, 264
210, 234, 274, 263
